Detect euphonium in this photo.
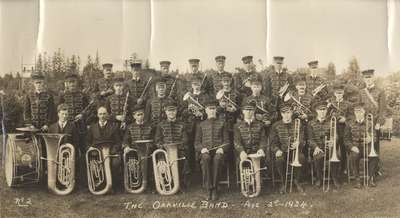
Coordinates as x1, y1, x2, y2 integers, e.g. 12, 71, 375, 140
40, 133, 75, 195
366, 114, 378, 158
123, 140, 152, 194
86, 146, 118, 195
152, 143, 185, 195
239, 153, 267, 198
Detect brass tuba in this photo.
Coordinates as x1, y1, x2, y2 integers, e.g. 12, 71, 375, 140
86, 146, 119, 195
152, 142, 185, 195
239, 153, 267, 198
123, 140, 152, 194
40, 133, 75, 195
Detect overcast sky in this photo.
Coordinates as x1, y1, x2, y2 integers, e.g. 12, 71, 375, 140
1, 0, 399, 75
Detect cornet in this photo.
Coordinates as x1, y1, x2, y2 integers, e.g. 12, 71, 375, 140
239, 153, 267, 198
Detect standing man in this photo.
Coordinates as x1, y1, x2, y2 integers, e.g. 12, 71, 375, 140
145, 77, 170, 125
152, 61, 181, 100
305, 60, 326, 98
126, 61, 151, 106
195, 99, 229, 200
235, 56, 259, 98
24, 73, 56, 131
94, 63, 115, 102
269, 103, 306, 193
210, 55, 230, 94
184, 58, 214, 96
106, 76, 132, 129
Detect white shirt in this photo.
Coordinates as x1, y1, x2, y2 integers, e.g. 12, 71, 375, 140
59, 121, 67, 129
99, 121, 107, 128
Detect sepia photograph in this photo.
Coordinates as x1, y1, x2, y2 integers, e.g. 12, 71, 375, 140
1, 0, 400, 217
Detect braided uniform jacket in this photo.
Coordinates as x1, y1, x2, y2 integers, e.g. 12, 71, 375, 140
234, 70, 259, 97
155, 120, 189, 151
327, 97, 352, 118
182, 92, 209, 123
24, 92, 56, 128
287, 92, 313, 120
305, 74, 325, 96
269, 120, 306, 153
264, 69, 292, 98
107, 93, 126, 117
243, 94, 277, 123
359, 86, 386, 124
150, 74, 180, 99
233, 119, 267, 154
123, 122, 154, 152
217, 90, 240, 125
184, 72, 214, 96
95, 78, 114, 97
345, 119, 377, 151
209, 70, 231, 94
145, 96, 168, 124
127, 77, 148, 102
194, 118, 229, 152
308, 118, 330, 150
59, 91, 89, 121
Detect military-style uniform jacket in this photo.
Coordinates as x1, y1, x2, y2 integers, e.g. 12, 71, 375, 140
286, 92, 313, 121
264, 67, 293, 99
23, 91, 56, 128
269, 119, 306, 154
182, 92, 209, 123
327, 96, 352, 119
234, 70, 260, 97
123, 122, 154, 152
308, 118, 330, 150
155, 119, 189, 152
217, 89, 241, 125
194, 118, 230, 153
150, 73, 182, 100
209, 70, 231, 94
126, 76, 149, 104
344, 119, 378, 151
305, 74, 326, 96
58, 90, 90, 121
233, 119, 267, 154
243, 94, 277, 124
359, 85, 386, 124
106, 92, 132, 123
94, 77, 114, 98
145, 96, 168, 125
86, 121, 121, 153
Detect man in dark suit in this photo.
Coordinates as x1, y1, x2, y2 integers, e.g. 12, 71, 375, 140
86, 106, 122, 191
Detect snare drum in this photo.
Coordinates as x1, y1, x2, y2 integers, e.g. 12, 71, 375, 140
5, 133, 42, 187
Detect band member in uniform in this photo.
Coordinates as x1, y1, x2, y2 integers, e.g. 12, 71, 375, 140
264, 56, 292, 121
242, 74, 276, 128
345, 102, 378, 188
151, 61, 181, 100
327, 82, 352, 174
106, 76, 132, 129
305, 60, 326, 97
122, 104, 155, 190
24, 73, 56, 131
184, 58, 214, 96
210, 55, 230, 94
308, 101, 340, 189
216, 72, 241, 129
154, 99, 190, 188
145, 76, 170, 125
86, 106, 122, 191
234, 101, 267, 173
127, 61, 151, 106
195, 99, 229, 200
358, 69, 386, 156
285, 75, 313, 122
93, 63, 115, 101
235, 56, 259, 97
270, 103, 306, 193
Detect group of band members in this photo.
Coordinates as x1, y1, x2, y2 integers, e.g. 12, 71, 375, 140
22, 55, 386, 199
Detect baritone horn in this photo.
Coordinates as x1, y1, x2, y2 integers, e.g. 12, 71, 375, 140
152, 142, 186, 195
239, 153, 267, 198
86, 146, 119, 195
40, 133, 75, 195
123, 140, 153, 194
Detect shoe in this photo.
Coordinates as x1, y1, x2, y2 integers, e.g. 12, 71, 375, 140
314, 179, 322, 188
369, 177, 377, 187
211, 190, 219, 201
206, 190, 212, 201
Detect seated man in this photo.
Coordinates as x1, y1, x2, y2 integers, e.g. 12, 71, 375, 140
86, 106, 122, 192
345, 101, 379, 188
122, 104, 155, 192
195, 99, 229, 200
269, 103, 306, 194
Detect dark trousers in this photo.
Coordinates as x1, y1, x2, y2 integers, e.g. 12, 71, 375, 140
337, 123, 347, 173
275, 151, 305, 184
199, 152, 224, 191
349, 146, 378, 179
313, 149, 340, 182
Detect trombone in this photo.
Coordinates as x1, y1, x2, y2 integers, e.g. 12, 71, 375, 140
364, 113, 379, 187
284, 118, 301, 193
323, 116, 340, 192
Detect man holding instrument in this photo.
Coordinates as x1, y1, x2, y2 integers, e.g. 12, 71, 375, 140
269, 103, 306, 194
106, 76, 133, 130
235, 56, 260, 98
210, 55, 231, 94
184, 58, 214, 96
145, 76, 170, 125
126, 60, 151, 106
195, 99, 229, 200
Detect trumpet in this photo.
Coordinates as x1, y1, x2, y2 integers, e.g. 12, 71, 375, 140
152, 143, 186, 195
284, 92, 312, 114
184, 93, 205, 117
285, 118, 301, 193
123, 140, 152, 194
86, 146, 119, 195
40, 133, 75, 195
239, 153, 267, 198
323, 116, 340, 192
364, 113, 379, 187
220, 95, 238, 111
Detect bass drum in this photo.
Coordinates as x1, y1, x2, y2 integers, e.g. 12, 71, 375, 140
5, 133, 42, 187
